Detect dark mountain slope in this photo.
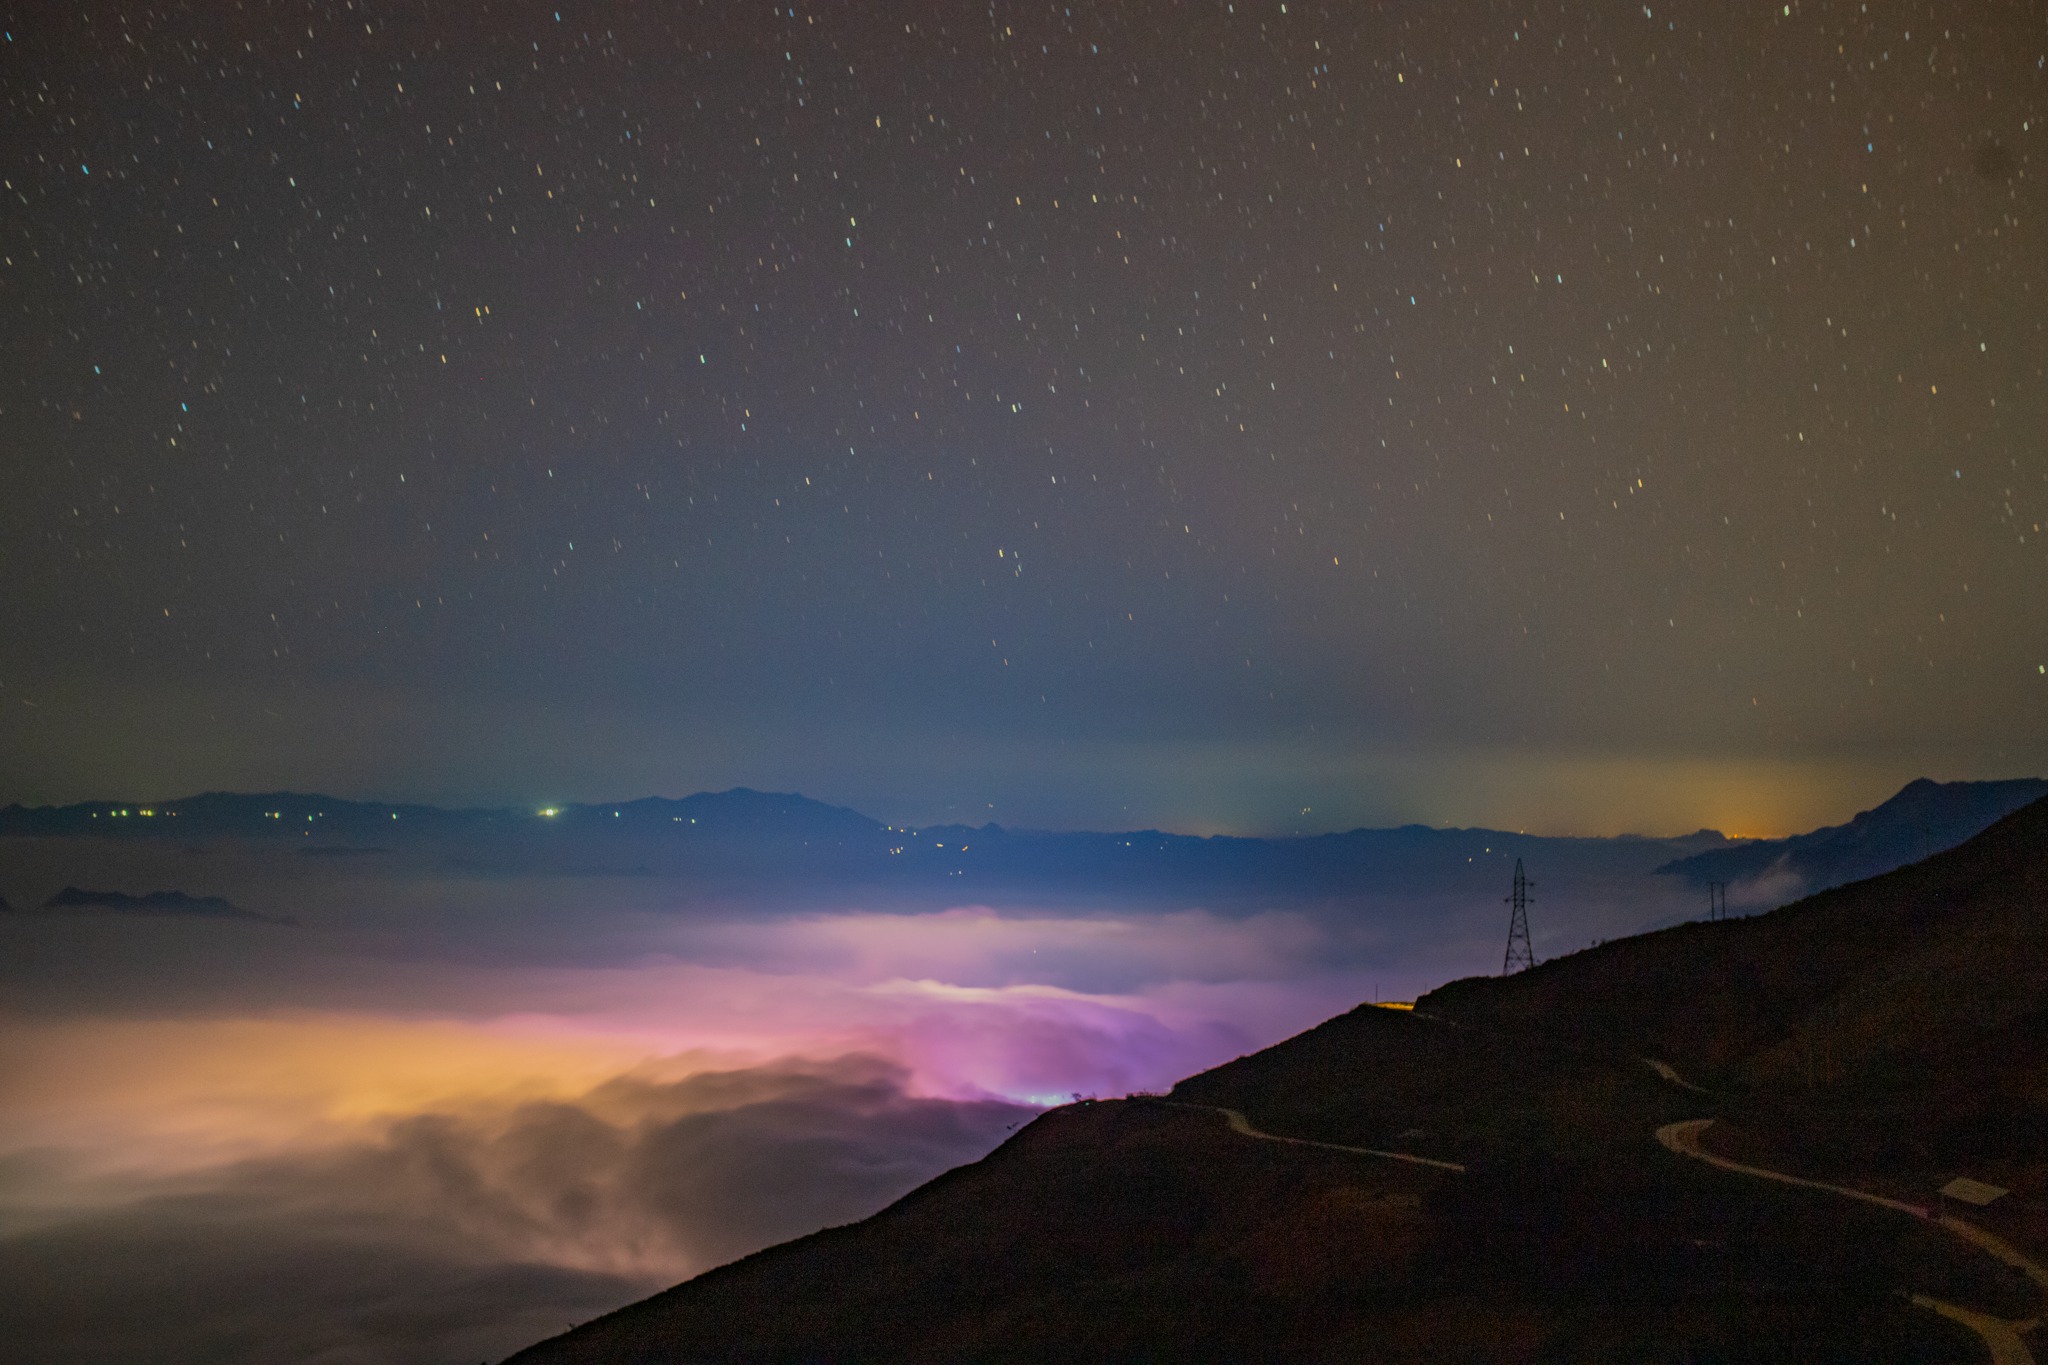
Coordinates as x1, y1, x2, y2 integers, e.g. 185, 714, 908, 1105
506, 1070, 1981, 1364
1187, 791, 2048, 1274
506, 798, 2048, 1363
505, 1100, 1476, 1365
1428, 790, 2048, 1094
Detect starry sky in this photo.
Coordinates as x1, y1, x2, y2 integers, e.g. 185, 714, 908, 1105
3, 0, 2044, 834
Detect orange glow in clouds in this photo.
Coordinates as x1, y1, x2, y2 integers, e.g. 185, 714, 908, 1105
0, 907, 1370, 1192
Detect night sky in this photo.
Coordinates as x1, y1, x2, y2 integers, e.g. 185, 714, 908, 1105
4, 0, 2044, 834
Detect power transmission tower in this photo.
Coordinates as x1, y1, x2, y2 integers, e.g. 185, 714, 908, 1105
1707, 881, 1728, 922
1502, 859, 1536, 974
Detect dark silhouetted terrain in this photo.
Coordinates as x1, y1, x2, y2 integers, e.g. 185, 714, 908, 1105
506, 794, 2048, 1363
32, 886, 290, 924
1, 787, 1719, 903
1657, 776, 2048, 907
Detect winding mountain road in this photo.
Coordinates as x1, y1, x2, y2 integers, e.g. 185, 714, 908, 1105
1655, 1117, 1931, 1217
1170, 1063, 2042, 1361
1157, 1100, 1466, 1172
1913, 1295, 2040, 1365
1643, 1057, 1715, 1096
1650, 1071, 2044, 1365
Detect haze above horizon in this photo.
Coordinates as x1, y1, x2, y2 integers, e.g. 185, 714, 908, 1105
0, 775, 2007, 844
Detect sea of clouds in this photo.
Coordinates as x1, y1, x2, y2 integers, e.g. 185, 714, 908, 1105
0, 835, 1695, 1363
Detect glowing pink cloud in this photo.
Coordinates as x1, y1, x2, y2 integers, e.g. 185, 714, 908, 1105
463, 905, 1378, 1103
0, 903, 1377, 1194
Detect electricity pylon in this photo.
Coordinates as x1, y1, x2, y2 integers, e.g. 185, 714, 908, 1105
1503, 858, 1536, 974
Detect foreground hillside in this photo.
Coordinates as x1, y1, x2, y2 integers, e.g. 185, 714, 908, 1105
508, 795, 2048, 1363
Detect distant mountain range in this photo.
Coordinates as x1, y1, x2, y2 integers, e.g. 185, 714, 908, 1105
506, 789, 2048, 1363
0, 788, 880, 842
29, 886, 292, 925
2, 779, 2038, 917
0, 786, 1725, 907
1655, 776, 2048, 908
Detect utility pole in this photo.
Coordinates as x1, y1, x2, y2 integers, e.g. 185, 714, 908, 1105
1502, 858, 1536, 974
1707, 881, 1728, 922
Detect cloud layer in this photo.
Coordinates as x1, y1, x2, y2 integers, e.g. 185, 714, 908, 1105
0, 1055, 1027, 1365
0, 830, 1706, 1362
